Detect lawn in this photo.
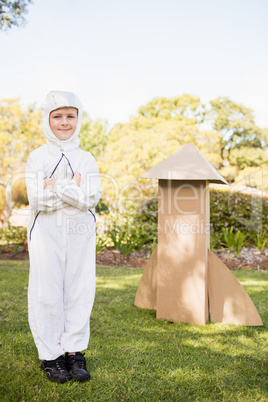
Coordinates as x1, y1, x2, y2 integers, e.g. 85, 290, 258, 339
0, 260, 267, 401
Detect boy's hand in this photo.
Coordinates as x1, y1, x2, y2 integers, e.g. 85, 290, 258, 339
73, 172, 81, 187
44, 178, 56, 191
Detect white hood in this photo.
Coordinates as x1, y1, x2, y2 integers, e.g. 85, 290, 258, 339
42, 90, 83, 152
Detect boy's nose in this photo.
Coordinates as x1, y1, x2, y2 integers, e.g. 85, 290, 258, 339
61, 117, 69, 125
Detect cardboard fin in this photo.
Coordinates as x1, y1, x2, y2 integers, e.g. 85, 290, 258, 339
134, 246, 157, 310
208, 250, 263, 326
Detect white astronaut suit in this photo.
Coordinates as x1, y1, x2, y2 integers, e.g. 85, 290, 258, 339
26, 91, 102, 361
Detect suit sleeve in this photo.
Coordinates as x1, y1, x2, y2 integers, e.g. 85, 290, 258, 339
53, 154, 102, 211
26, 153, 68, 212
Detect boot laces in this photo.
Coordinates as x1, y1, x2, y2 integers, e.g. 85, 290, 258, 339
74, 356, 86, 369
55, 359, 68, 373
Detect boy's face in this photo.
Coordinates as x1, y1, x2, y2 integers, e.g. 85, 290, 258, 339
49, 107, 78, 140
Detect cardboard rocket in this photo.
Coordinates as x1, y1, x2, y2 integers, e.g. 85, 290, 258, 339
134, 143, 263, 326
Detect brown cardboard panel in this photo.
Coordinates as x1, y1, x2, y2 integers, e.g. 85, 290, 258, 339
156, 181, 210, 324
208, 250, 263, 326
134, 246, 158, 310
157, 214, 208, 324
159, 180, 209, 215
140, 143, 227, 184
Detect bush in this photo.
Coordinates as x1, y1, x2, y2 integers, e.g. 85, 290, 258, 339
96, 232, 110, 253
95, 198, 109, 215
0, 224, 28, 253
122, 187, 268, 251
12, 178, 28, 207
1, 187, 267, 256
210, 188, 268, 248
105, 209, 157, 256
253, 232, 267, 252
221, 226, 247, 258
95, 198, 158, 256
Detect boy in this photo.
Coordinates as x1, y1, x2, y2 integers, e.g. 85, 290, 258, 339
26, 90, 102, 383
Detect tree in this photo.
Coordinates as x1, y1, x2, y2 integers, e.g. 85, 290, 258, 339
98, 94, 268, 212
138, 94, 205, 123
79, 112, 109, 158
207, 97, 268, 165
0, 98, 44, 224
0, 0, 33, 31
98, 95, 222, 211
228, 147, 268, 170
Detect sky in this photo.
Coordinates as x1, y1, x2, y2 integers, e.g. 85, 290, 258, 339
1, 0, 268, 127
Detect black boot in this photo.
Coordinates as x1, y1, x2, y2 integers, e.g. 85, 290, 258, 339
65, 352, 91, 382
41, 355, 72, 383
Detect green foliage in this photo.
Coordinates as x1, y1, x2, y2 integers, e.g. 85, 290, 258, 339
221, 226, 248, 258
139, 196, 158, 223
220, 226, 247, 260
108, 222, 129, 253
218, 165, 239, 183
95, 198, 109, 215
106, 213, 157, 256
229, 147, 268, 170
98, 95, 267, 209
2, 93, 267, 227
98, 94, 223, 204
234, 166, 268, 191
113, 188, 267, 254
221, 226, 235, 249
79, 113, 109, 158
138, 94, 205, 122
96, 232, 110, 253
0, 0, 33, 31
0, 98, 44, 222
0, 261, 267, 401
253, 233, 267, 253
210, 232, 218, 250
95, 197, 158, 257
233, 230, 248, 257
2, 187, 267, 257
0, 224, 27, 252
12, 177, 28, 207
210, 187, 268, 248
0, 99, 43, 173
208, 97, 268, 161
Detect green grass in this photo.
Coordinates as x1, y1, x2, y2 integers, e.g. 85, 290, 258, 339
0, 261, 267, 401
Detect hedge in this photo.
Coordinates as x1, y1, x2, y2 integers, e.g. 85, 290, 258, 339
0, 187, 267, 254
